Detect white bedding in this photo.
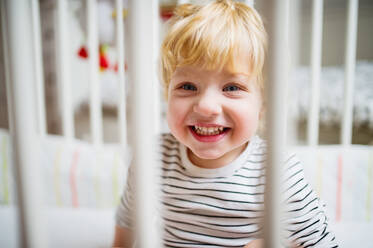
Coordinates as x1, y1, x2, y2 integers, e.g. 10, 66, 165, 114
0, 206, 371, 247
291, 61, 373, 128
1, 129, 372, 246
0, 206, 115, 248
0, 129, 128, 208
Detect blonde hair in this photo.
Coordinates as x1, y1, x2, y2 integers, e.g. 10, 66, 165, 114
160, 0, 267, 99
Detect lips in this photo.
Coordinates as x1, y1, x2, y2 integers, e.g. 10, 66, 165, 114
189, 125, 230, 142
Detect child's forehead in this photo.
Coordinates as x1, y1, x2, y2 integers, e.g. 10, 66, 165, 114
172, 64, 253, 81
176, 44, 255, 76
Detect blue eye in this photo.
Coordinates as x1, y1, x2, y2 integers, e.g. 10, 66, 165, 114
223, 85, 240, 91
181, 83, 197, 91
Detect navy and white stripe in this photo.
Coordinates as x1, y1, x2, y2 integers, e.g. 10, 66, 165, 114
116, 133, 338, 247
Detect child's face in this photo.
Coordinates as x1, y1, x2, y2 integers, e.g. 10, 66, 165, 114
167, 64, 262, 168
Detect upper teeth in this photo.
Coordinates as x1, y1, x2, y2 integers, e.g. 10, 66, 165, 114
194, 125, 224, 135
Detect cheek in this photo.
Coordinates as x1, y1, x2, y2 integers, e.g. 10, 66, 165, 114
233, 102, 261, 133
167, 98, 188, 129
236, 113, 260, 140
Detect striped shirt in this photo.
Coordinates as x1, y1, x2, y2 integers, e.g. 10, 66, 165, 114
116, 133, 338, 247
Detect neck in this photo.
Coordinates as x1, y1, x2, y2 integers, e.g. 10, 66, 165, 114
187, 142, 248, 169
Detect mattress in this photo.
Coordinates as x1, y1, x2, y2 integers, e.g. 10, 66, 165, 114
0, 129, 372, 246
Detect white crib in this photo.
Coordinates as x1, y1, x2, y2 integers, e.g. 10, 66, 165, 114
0, 0, 372, 247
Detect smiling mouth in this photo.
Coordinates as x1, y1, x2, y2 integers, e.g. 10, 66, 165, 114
189, 125, 230, 136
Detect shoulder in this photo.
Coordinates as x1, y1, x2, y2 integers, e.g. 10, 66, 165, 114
251, 135, 267, 154
159, 133, 181, 160
247, 137, 305, 179
160, 132, 178, 143
283, 152, 302, 173
250, 136, 302, 169
159, 133, 179, 150
159, 133, 185, 170
238, 136, 267, 172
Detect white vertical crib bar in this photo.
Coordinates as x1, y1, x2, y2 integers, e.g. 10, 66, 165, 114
0, 0, 14, 135
4, 0, 47, 247
262, 0, 289, 247
289, 1, 301, 67
56, 0, 74, 139
87, 0, 103, 146
127, 0, 161, 246
287, 0, 301, 146
308, 0, 324, 146
153, 0, 161, 135
116, 0, 127, 147
341, 0, 359, 146
31, 0, 47, 137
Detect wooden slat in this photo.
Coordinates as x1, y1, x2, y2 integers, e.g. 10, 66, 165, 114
308, 0, 324, 146
3, 0, 47, 246
341, 0, 359, 146
115, 0, 127, 147
87, 0, 103, 146
262, 0, 289, 247
31, 0, 47, 137
57, 0, 74, 139
1, 0, 14, 135
127, 0, 162, 246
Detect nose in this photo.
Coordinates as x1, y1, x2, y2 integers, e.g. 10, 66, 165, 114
193, 91, 222, 117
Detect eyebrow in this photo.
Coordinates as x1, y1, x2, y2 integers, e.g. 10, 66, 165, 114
226, 73, 251, 82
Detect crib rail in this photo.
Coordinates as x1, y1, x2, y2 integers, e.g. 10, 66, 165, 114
36, 0, 128, 147
308, 0, 324, 147
126, 0, 162, 247
31, 0, 47, 137
342, 0, 359, 146
87, 0, 103, 146
2, 0, 47, 247
262, 1, 289, 246
56, 0, 74, 140
307, 0, 360, 146
115, 0, 128, 148
0, 0, 13, 135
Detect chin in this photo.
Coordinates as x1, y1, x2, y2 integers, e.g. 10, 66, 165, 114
191, 149, 224, 160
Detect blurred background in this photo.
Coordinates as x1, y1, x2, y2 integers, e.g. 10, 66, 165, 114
1, 0, 372, 145
0, 0, 372, 247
